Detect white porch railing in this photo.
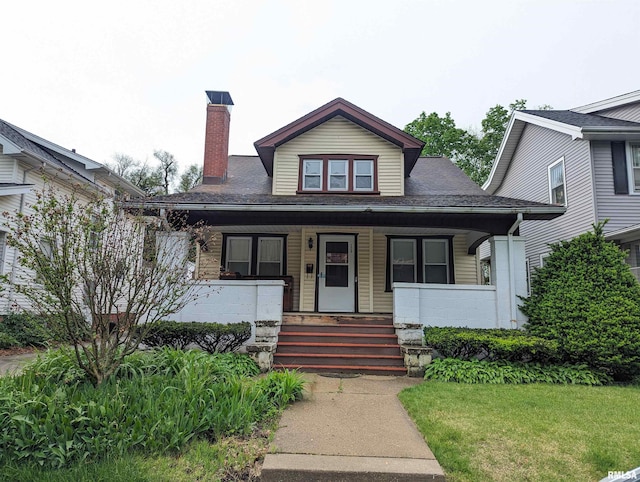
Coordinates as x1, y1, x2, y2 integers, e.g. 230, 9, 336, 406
393, 283, 505, 329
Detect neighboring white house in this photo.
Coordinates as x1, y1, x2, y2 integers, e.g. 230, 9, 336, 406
482, 89, 640, 282
0, 119, 144, 313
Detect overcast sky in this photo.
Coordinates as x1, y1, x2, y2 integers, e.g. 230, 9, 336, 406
3, 0, 639, 174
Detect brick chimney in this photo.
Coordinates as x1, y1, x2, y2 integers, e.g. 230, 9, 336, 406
202, 91, 233, 185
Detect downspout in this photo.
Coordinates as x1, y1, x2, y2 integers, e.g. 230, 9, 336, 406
507, 212, 523, 328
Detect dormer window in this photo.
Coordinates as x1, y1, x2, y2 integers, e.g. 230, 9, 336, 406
298, 155, 378, 193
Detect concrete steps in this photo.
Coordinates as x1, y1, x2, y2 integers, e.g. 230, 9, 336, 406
274, 314, 406, 376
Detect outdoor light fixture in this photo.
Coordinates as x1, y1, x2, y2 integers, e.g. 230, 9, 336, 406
308, 237, 314, 250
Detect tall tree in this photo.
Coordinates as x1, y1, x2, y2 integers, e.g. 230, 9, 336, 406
127, 163, 164, 197
177, 164, 203, 192
4, 180, 202, 385
108, 153, 138, 178
153, 150, 178, 195
404, 99, 548, 185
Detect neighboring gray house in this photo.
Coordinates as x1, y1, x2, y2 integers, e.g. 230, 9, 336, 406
483, 90, 640, 281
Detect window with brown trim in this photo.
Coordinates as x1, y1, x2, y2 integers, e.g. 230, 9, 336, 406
298, 155, 378, 193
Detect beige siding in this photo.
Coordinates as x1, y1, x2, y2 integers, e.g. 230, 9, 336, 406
196, 231, 222, 279
272, 116, 404, 196
494, 124, 595, 268
299, 228, 316, 311
372, 233, 392, 312
286, 232, 301, 311
356, 229, 373, 312
453, 235, 477, 284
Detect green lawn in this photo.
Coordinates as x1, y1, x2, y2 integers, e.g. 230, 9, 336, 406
399, 382, 640, 482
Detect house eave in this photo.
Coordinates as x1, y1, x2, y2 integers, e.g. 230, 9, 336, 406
126, 200, 565, 218
572, 90, 640, 114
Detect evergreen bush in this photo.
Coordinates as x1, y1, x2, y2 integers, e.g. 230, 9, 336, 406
520, 222, 640, 381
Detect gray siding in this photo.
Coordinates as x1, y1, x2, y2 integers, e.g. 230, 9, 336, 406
596, 101, 640, 123
494, 124, 595, 268
592, 140, 640, 232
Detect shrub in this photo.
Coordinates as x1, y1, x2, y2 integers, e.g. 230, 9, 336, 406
0, 332, 19, 349
424, 326, 560, 363
521, 222, 640, 381
0, 313, 49, 347
423, 358, 609, 385
0, 348, 303, 468
141, 320, 251, 353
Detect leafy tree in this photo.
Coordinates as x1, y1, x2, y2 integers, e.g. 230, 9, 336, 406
3, 179, 202, 385
404, 99, 551, 185
520, 222, 640, 381
178, 164, 203, 192
127, 163, 164, 196
153, 150, 178, 195
108, 153, 138, 178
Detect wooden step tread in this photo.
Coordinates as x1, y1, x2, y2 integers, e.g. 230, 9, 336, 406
275, 353, 403, 360
281, 323, 395, 329
277, 342, 400, 348
279, 332, 397, 338
275, 363, 406, 372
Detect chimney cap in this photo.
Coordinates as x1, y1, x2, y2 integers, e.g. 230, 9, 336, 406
205, 91, 234, 106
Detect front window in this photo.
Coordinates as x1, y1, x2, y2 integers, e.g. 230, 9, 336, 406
226, 237, 252, 275
224, 235, 286, 276
629, 143, 640, 193
387, 237, 452, 289
302, 160, 323, 191
299, 155, 377, 193
548, 158, 566, 205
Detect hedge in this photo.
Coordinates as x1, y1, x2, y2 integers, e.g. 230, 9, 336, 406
141, 320, 252, 353
424, 326, 560, 364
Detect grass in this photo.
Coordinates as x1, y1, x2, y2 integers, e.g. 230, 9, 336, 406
0, 422, 276, 481
399, 381, 640, 482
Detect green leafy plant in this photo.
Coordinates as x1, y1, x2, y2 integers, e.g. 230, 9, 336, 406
424, 326, 559, 363
0, 313, 49, 347
423, 358, 609, 385
521, 222, 640, 381
141, 321, 252, 353
0, 332, 19, 349
0, 348, 301, 469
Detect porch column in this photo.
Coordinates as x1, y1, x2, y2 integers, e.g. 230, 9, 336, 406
489, 236, 527, 328
156, 231, 190, 272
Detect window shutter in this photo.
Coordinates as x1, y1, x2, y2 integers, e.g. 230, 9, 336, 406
611, 141, 628, 195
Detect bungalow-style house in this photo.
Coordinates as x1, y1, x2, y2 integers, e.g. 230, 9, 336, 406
483, 89, 640, 281
0, 119, 144, 313
130, 92, 563, 374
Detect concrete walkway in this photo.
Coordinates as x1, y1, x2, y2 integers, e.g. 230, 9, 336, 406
0, 352, 39, 376
261, 373, 445, 481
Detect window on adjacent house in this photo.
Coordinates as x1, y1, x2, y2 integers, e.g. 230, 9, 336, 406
387, 237, 453, 289
223, 235, 286, 276
628, 143, 640, 193
548, 157, 566, 205
299, 156, 377, 193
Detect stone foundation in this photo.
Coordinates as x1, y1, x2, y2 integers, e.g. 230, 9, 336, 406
394, 322, 423, 346
401, 345, 433, 377
246, 343, 278, 372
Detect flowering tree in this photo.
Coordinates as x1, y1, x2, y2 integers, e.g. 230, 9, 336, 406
4, 179, 201, 385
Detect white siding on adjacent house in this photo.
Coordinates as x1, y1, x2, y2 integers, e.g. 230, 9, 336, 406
596, 102, 640, 123
272, 116, 404, 196
0, 157, 17, 182
592, 140, 640, 233
493, 124, 595, 268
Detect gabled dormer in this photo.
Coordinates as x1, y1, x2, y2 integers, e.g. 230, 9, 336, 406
253, 98, 425, 196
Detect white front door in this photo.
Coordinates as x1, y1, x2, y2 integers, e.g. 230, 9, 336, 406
317, 234, 356, 312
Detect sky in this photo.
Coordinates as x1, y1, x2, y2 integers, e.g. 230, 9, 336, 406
3, 0, 640, 175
